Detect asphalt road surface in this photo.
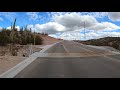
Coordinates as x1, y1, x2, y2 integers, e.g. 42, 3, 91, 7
14, 40, 120, 78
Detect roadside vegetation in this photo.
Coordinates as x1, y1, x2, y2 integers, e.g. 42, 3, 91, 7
75, 37, 120, 51
0, 19, 48, 56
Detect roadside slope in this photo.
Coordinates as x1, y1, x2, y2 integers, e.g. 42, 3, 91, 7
74, 37, 120, 52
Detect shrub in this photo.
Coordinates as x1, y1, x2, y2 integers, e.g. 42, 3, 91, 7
34, 35, 43, 45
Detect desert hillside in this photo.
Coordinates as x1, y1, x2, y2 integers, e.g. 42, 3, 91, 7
0, 34, 63, 75
0, 34, 63, 57
42, 35, 62, 45
74, 37, 120, 51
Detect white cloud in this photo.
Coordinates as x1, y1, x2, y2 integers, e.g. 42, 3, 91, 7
89, 22, 120, 30
50, 30, 84, 40
49, 34, 60, 39
101, 22, 120, 30
0, 17, 3, 21
26, 12, 40, 21
25, 12, 120, 40
34, 22, 66, 34
89, 31, 120, 39
50, 30, 120, 40
26, 12, 50, 23
6, 26, 12, 30
7, 26, 20, 31
80, 12, 107, 18
26, 12, 120, 40
107, 12, 120, 21
54, 12, 98, 28
27, 25, 33, 29
0, 12, 16, 22
49, 12, 120, 33
27, 25, 36, 31
49, 12, 107, 21
0, 26, 2, 30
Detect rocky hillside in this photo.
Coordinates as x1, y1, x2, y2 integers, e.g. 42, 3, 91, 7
74, 37, 120, 51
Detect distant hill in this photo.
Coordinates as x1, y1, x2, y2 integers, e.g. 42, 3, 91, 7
74, 37, 120, 51
41, 34, 63, 45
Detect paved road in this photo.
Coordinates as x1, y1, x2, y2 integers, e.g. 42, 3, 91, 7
14, 40, 120, 78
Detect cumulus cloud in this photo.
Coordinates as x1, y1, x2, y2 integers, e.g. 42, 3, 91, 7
89, 22, 120, 30
50, 30, 120, 40
33, 12, 120, 35
48, 12, 108, 21
60, 31, 84, 40
34, 22, 66, 34
107, 12, 120, 21
54, 13, 98, 28
49, 30, 84, 40
25, 12, 120, 40
7, 26, 20, 31
53, 12, 120, 32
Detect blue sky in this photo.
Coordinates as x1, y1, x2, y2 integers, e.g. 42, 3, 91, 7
0, 12, 120, 40
0, 12, 51, 28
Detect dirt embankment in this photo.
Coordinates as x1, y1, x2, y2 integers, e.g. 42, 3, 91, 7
74, 37, 120, 51
0, 35, 62, 75
42, 35, 62, 45
0, 45, 42, 75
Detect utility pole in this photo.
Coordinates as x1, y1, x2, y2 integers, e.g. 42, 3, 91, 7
34, 30, 36, 45
28, 28, 33, 57
84, 22, 86, 41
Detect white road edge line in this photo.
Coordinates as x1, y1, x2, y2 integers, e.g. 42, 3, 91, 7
40, 40, 63, 53
103, 55, 120, 63
73, 40, 120, 54
62, 44, 69, 53
0, 57, 37, 78
0, 40, 63, 78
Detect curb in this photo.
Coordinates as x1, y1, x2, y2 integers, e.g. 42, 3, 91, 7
0, 57, 37, 78
0, 41, 63, 78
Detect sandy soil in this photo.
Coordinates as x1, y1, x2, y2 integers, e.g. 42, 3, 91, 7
0, 36, 62, 75
0, 56, 27, 75
0, 45, 42, 75
42, 35, 62, 45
